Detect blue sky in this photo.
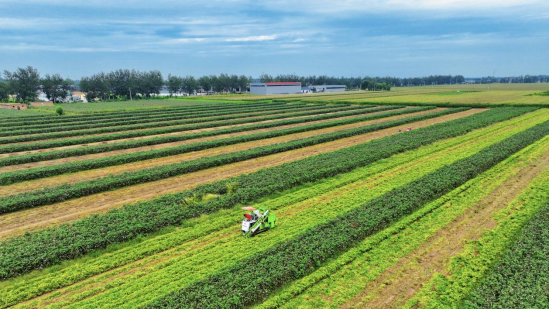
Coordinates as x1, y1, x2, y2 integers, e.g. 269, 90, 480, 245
1, 0, 548, 79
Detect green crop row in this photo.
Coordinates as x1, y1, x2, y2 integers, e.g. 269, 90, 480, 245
0, 108, 464, 211
0, 101, 283, 127
2, 114, 547, 307
464, 204, 549, 308
0, 107, 536, 279
259, 135, 549, 308
0, 106, 419, 179
0, 105, 365, 144
0, 105, 373, 152
146, 121, 549, 308
0, 106, 399, 167
405, 170, 549, 308
0, 103, 324, 136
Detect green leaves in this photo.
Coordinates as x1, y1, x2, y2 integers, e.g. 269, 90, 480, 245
0, 107, 535, 280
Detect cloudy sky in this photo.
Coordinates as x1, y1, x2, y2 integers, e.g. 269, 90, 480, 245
1, 0, 548, 79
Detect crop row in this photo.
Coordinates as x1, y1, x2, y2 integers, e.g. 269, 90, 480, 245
258, 118, 550, 308
0, 106, 399, 167
0, 107, 465, 212
0, 101, 281, 127
0, 105, 367, 144
79, 118, 550, 309
407, 169, 549, 308
146, 120, 549, 308
2, 113, 546, 307
0, 106, 424, 180
0, 105, 373, 151
0, 103, 326, 136
0, 107, 536, 279
464, 203, 548, 308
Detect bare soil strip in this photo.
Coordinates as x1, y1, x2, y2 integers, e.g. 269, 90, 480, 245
0, 109, 442, 195
0, 109, 483, 239
0, 107, 377, 157
0, 108, 402, 172
341, 151, 549, 309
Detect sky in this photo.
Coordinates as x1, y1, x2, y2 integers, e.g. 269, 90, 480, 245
0, 0, 548, 79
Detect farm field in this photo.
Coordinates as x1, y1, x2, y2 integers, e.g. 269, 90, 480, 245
177, 83, 550, 107
0, 99, 548, 308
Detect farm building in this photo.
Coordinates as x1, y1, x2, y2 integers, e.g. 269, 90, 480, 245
311, 85, 346, 93
249, 82, 301, 95
0, 103, 27, 110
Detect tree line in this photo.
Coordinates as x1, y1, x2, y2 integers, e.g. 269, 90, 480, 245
1, 66, 548, 104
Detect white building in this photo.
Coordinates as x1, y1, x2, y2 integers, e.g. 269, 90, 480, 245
250, 82, 301, 95
311, 85, 346, 93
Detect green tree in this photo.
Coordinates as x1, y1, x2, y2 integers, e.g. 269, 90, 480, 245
55, 106, 64, 115
3, 66, 41, 103
41, 73, 67, 103
166, 74, 183, 97
198, 76, 212, 92
0, 82, 9, 101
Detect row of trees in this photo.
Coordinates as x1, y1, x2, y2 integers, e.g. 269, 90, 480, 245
0, 66, 76, 103
79, 70, 164, 101
476, 75, 549, 84
1, 66, 548, 104
166, 74, 250, 97
258, 74, 470, 88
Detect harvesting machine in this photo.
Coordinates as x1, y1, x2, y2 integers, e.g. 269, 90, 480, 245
241, 207, 276, 237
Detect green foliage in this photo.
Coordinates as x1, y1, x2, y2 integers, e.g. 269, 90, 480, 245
2, 66, 40, 103
0, 102, 340, 142
0, 107, 462, 209
527, 90, 549, 96
0, 101, 326, 137
464, 200, 549, 308
0, 81, 9, 101
0, 106, 408, 176
55, 106, 64, 116
0, 105, 375, 156
0, 107, 535, 279
146, 121, 549, 308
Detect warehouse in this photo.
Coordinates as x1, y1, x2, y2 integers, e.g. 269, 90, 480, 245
249, 82, 302, 95
311, 85, 346, 93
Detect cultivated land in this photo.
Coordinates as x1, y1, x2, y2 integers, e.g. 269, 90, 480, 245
0, 86, 548, 308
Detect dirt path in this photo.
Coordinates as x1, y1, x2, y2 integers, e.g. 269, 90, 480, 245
0, 106, 376, 157
0, 108, 401, 172
0, 108, 483, 239
341, 150, 549, 309
0, 109, 441, 195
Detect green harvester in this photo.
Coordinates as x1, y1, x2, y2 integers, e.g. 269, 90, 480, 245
241, 207, 276, 237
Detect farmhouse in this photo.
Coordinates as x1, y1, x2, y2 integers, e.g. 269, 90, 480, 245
249, 82, 301, 95
311, 85, 346, 93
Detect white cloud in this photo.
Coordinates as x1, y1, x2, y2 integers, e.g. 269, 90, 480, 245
225, 35, 277, 42
262, 0, 548, 18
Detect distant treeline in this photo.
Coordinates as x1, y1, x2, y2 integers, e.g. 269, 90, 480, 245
259, 73, 466, 88
1, 66, 548, 103
474, 75, 549, 84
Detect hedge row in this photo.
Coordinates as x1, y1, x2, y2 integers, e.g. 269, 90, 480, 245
1, 103, 322, 136
0, 105, 365, 144
146, 120, 549, 308
0, 107, 537, 279
464, 205, 549, 308
0, 104, 369, 151
0, 108, 464, 211
0, 106, 406, 167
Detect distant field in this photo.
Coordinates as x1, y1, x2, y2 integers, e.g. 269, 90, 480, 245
182, 83, 550, 107
0, 99, 547, 308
